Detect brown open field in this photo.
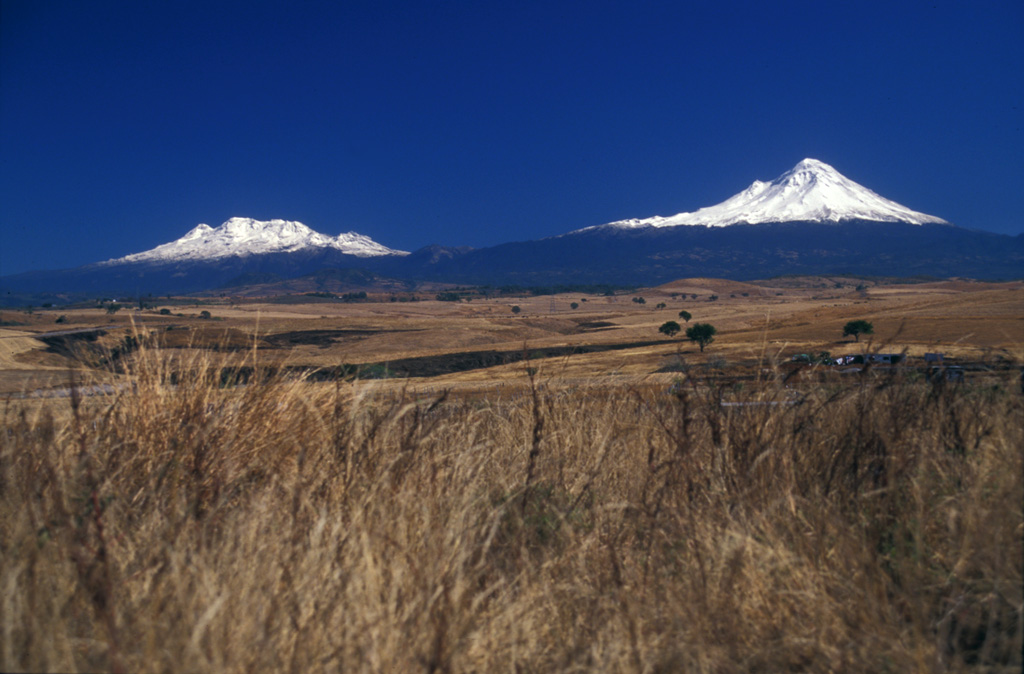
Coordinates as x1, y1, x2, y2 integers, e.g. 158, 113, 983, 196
2, 278, 1022, 672
2, 277, 1021, 397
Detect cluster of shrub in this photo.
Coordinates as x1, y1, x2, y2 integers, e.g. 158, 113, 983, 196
655, 317, 877, 358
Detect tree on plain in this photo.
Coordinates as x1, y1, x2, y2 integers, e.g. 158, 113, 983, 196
678, 310, 692, 323
658, 320, 681, 338
686, 323, 717, 352
843, 319, 874, 342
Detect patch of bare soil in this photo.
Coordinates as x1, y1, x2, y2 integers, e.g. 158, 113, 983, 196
354, 339, 669, 378
576, 320, 617, 330
152, 326, 256, 350
262, 328, 416, 348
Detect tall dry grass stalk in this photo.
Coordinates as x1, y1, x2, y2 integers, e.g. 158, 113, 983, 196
1, 340, 1021, 672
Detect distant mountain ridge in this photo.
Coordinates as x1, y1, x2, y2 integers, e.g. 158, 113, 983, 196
2, 160, 1021, 302
217, 267, 424, 298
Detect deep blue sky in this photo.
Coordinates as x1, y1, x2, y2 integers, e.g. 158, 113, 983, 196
2, 0, 1022, 274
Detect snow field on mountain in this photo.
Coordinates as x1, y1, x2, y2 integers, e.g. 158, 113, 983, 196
109, 217, 408, 264
582, 158, 948, 232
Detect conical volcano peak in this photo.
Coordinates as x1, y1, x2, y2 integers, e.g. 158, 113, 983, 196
789, 158, 835, 173
774, 158, 841, 185
585, 159, 948, 231
774, 158, 860, 189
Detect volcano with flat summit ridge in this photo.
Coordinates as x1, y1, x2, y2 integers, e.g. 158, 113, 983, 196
0, 217, 412, 298
105, 216, 408, 264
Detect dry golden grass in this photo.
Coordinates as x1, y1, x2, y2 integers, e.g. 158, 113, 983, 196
2, 336, 1022, 672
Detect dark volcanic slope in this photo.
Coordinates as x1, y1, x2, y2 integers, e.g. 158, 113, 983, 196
388, 221, 1024, 285
1, 248, 398, 299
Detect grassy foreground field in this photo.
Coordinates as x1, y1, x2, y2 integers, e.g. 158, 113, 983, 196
1, 278, 1022, 672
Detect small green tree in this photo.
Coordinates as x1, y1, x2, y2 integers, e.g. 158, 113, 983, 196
570, 302, 579, 310
843, 319, 874, 342
686, 322, 717, 352
199, 310, 212, 320
678, 310, 692, 323
511, 305, 521, 315
106, 303, 121, 315
658, 320, 681, 338
655, 302, 667, 310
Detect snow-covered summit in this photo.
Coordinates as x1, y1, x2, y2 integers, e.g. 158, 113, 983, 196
106, 217, 408, 264
579, 158, 948, 232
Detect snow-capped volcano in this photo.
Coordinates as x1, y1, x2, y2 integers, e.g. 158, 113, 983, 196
581, 158, 948, 232
106, 217, 408, 264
